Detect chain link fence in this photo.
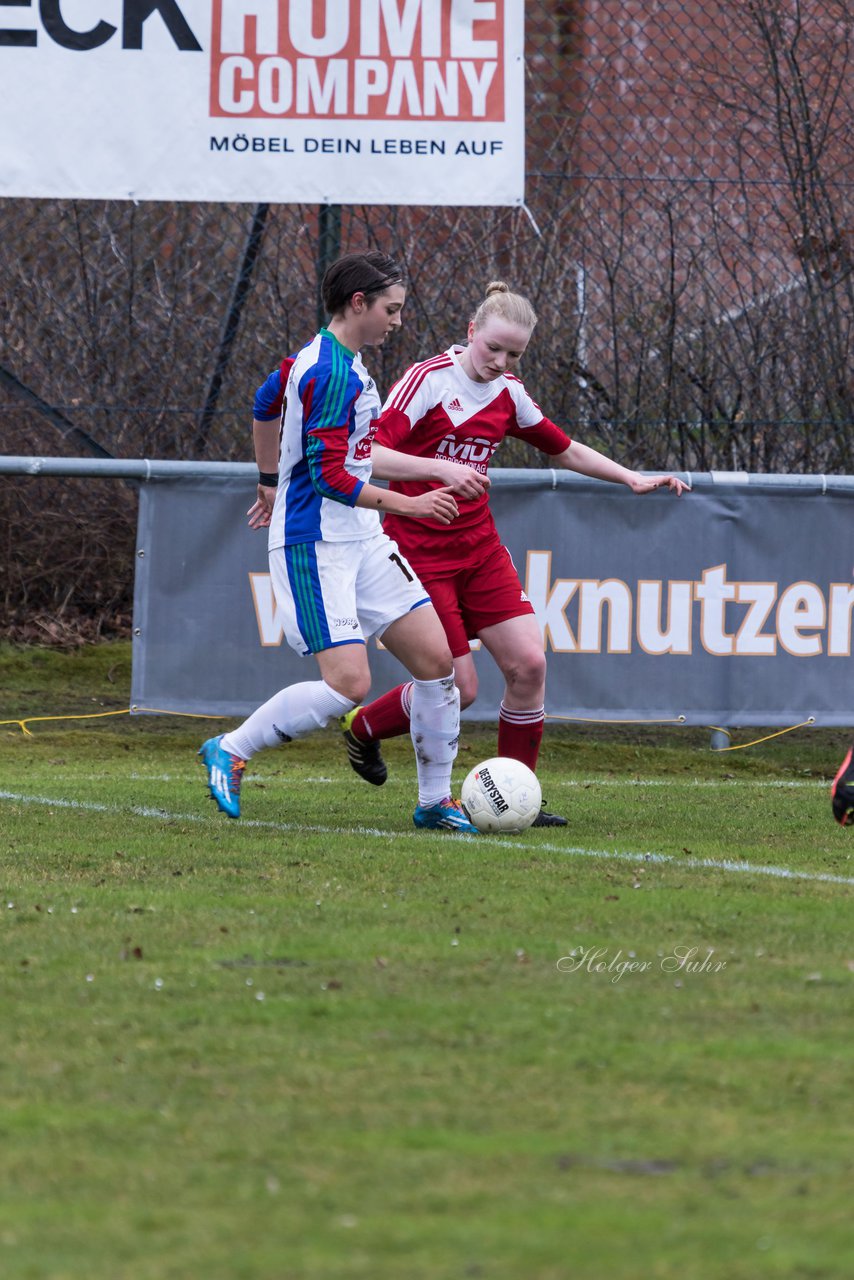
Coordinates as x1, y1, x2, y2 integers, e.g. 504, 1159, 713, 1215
1, 0, 852, 638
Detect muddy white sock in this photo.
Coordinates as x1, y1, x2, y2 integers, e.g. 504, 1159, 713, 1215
409, 673, 460, 807
223, 680, 355, 760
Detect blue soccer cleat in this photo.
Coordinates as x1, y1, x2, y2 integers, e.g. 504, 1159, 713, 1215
413, 798, 479, 835
198, 735, 246, 819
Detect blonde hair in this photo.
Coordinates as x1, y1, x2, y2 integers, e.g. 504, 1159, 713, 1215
471, 280, 538, 333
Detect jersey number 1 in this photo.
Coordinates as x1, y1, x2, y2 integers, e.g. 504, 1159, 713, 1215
389, 551, 414, 582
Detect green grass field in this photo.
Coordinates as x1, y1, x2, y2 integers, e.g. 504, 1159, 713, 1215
1, 642, 852, 1280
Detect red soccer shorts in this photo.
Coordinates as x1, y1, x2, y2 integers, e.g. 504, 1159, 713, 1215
416, 541, 535, 659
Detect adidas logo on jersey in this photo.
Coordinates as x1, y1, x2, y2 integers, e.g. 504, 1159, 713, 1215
446, 397, 464, 413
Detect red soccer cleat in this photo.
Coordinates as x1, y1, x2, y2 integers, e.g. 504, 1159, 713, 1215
831, 744, 854, 826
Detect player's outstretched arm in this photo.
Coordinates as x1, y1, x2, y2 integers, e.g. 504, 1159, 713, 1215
371, 443, 489, 499
553, 441, 690, 496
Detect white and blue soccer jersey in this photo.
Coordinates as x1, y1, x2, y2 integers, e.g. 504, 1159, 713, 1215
262, 329, 382, 551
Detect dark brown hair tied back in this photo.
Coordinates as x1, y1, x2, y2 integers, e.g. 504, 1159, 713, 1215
322, 250, 405, 316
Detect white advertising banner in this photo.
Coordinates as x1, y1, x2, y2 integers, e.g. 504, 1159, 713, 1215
0, 0, 524, 205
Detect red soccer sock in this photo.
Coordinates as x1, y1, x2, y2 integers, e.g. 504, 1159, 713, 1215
497, 703, 545, 771
351, 682, 413, 742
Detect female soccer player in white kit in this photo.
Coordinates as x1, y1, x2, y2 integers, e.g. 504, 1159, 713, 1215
199, 252, 487, 833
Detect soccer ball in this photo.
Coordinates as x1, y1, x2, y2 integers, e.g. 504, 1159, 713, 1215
460, 757, 542, 834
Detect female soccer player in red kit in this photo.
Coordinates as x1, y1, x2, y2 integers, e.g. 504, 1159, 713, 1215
341, 281, 689, 825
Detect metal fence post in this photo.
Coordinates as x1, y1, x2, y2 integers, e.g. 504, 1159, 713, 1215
316, 204, 342, 331
194, 202, 270, 455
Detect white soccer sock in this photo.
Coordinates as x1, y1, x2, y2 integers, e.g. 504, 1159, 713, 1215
222, 681, 355, 760
409, 673, 460, 808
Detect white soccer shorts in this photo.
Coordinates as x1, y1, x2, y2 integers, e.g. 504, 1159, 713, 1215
269, 531, 431, 657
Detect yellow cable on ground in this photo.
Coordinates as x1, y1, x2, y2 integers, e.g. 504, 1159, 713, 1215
707, 718, 816, 751
544, 711, 818, 753
0, 709, 132, 736
2, 707, 818, 753
132, 707, 226, 719
545, 714, 687, 725
0, 707, 226, 737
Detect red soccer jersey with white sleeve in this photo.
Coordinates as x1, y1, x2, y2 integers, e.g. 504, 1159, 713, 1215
374, 345, 571, 566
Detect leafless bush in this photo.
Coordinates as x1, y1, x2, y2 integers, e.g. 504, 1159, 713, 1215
0, 0, 850, 641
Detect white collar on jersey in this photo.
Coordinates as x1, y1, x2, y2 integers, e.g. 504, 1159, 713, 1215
446, 344, 508, 398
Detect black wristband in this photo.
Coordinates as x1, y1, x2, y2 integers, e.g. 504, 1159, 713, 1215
258, 471, 278, 487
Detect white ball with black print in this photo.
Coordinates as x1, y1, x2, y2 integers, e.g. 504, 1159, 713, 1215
460, 756, 542, 834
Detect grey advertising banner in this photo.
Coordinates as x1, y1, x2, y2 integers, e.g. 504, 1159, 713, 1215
131, 472, 854, 726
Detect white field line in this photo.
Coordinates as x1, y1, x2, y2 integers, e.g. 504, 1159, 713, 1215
115, 773, 828, 790
124, 773, 338, 784
1, 789, 852, 888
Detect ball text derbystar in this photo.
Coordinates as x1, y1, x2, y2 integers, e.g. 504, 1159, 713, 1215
477, 768, 509, 813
